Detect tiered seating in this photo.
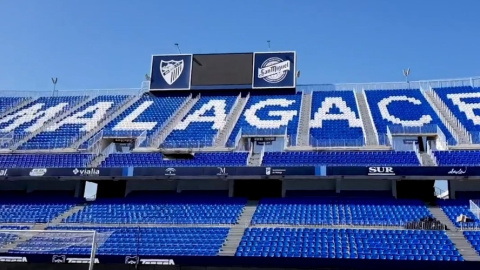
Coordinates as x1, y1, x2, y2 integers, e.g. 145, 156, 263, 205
433, 150, 480, 166
12, 227, 229, 256
0, 97, 28, 115
310, 91, 364, 147
433, 86, 480, 143
262, 151, 420, 166
0, 96, 87, 135
102, 93, 187, 143
101, 152, 248, 167
0, 193, 78, 223
19, 95, 130, 150
227, 94, 302, 146
438, 199, 480, 228
236, 228, 463, 261
252, 197, 431, 226
163, 95, 238, 148
0, 226, 30, 250
0, 153, 94, 168
364, 89, 454, 145
64, 193, 246, 224
463, 231, 480, 257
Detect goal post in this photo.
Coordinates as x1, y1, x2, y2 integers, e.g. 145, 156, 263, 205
0, 229, 103, 270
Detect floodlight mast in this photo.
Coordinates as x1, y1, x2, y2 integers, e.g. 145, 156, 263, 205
175, 43, 182, 54
51, 77, 58, 97
267, 40, 271, 51
403, 68, 411, 83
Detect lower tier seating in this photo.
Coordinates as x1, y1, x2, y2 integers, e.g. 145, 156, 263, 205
0, 153, 94, 168
64, 193, 247, 224
236, 228, 463, 261
463, 231, 480, 257
11, 227, 229, 257
252, 197, 431, 226
438, 199, 480, 228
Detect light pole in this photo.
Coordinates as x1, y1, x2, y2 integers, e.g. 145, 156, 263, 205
51, 77, 58, 96
174, 43, 182, 54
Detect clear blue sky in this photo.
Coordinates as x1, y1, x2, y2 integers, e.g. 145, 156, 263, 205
1, 0, 479, 92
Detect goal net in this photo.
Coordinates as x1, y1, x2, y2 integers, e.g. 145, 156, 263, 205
0, 229, 110, 270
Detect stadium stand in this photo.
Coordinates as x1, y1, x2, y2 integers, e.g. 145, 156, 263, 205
100, 152, 248, 167
262, 151, 421, 166
364, 89, 455, 145
18, 95, 131, 150
162, 94, 238, 148
251, 197, 431, 226
309, 91, 365, 147
0, 97, 29, 116
227, 94, 302, 146
433, 150, 480, 166
236, 228, 463, 261
438, 199, 480, 228
0, 153, 93, 168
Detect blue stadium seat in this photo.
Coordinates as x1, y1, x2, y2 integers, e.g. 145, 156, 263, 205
310, 91, 364, 147
64, 193, 246, 224
236, 228, 463, 261
19, 95, 130, 150
0, 97, 29, 116
364, 89, 455, 145
162, 95, 238, 148
433, 86, 480, 143
433, 150, 480, 166
0, 153, 94, 168
227, 94, 302, 146
262, 151, 420, 166
438, 199, 480, 228
101, 93, 188, 146
100, 152, 248, 167
252, 197, 431, 226
11, 227, 229, 257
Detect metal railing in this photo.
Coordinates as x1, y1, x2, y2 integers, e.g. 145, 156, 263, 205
159, 137, 216, 149
387, 124, 438, 135
240, 126, 288, 137
309, 136, 365, 148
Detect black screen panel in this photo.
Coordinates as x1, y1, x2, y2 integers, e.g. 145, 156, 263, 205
191, 53, 253, 86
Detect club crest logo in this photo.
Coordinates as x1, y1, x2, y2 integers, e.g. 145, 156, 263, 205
258, 57, 290, 83
160, 60, 184, 85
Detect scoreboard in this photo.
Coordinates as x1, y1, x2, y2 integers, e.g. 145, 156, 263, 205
149, 51, 296, 91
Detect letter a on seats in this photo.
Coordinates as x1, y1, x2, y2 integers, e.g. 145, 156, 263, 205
174, 100, 228, 130
113, 101, 157, 131
310, 97, 363, 128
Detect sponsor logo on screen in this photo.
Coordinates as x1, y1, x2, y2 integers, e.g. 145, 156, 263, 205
368, 167, 395, 176
0, 169, 7, 176
73, 168, 100, 176
217, 167, 228, 176
29, 168, 47, 177
52, 255, 99, 264
125, 256, 138, 264
258, 57, 290, 83
139, 259, 175, 265
265, 167, 271, 175
160, 60, 184, 85
0, 256, 27, 263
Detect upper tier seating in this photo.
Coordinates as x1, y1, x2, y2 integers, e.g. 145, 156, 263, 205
102, 93, 187, 144
310, 91, 365, 147
227, 94, 302, 146
433, 86, 480, 143
364, 89, 455, 145
437, 199, 480, 228
64, 193, 246, 224
162, 95, 238, 148
262, 151, 420, 167
100, 152, 248, 167
463, 231, 480, 257
0, 153, 94, 168
0, 96, 87, 142
433, 150, 480, 166
0, 97, 28, 116
19, 95, 130, 150
251, 197, 431, 226
236, 228, 463, 261
0, 193, 78, 223
12, 227, 229, 257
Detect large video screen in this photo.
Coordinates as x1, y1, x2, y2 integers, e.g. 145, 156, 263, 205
191, 53, 253, 86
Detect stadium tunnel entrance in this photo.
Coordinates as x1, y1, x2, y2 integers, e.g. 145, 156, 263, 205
396, 179, 435, 203
233, 180, 282, 200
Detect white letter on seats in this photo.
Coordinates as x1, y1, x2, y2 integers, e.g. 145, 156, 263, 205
377, 96, 432, 126
46, 102, 113, 132
244, 99, 298, 129
174, 100, 227, 130
0, 103, 68, 133
113, 101, 157, 131
448, 92, 480, 125
310, 97, 363, 128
